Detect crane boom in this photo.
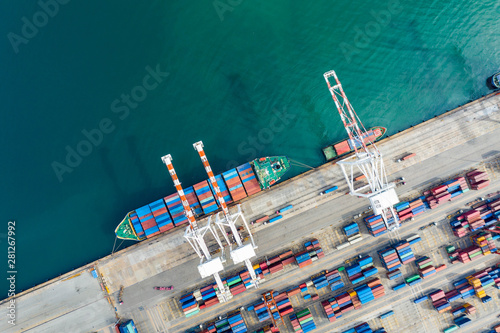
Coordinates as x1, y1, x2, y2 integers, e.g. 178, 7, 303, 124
193, 141, 260, 287
161, 155, 198, 231
323, 70, 372, 155
161, 154, 231, 301
324, 70, 400, 230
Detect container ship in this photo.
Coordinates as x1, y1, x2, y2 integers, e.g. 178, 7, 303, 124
115, 156, 290, 241
322, 126, 386, 161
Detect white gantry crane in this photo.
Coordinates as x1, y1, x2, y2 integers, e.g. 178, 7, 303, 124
161, 154, 232, 302
193, 141, 260, 288
323, 70, 400, 230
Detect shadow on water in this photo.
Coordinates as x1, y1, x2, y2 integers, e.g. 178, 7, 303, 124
99, 146, 124, 197
226, 73, 259, 118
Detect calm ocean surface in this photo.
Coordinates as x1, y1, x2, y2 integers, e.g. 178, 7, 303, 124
0, 1, 499, 297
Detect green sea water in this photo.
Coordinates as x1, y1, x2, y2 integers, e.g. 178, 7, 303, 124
0, 1, 499, 297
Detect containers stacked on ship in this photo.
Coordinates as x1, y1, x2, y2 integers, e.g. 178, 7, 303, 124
179, 292, 200, 317
194, 180, 219, 215
346, 256, 378, 284
425, 177, 468, 209
129, 212, 145, 239
135, 204, 160, 238
184, 186, 203, 216
223, 168, 248, 202
428, 290, 450, 313
149, 199, 174, 233
378, 248, 402, 272
364, 215, 387, 237
163, 193, 189, 226
209, 174, 233, 205
415, 257, 436, 279
289, 308, 316, 332
466, 169, 490, 190
343, 222, 362, 244
237, 162, 261, 196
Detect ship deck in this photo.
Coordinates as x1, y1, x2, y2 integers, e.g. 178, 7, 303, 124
2, 92, 500, 333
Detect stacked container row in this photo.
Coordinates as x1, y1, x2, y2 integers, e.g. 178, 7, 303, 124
449, 198, 500, 237
321, 278, 385, 322
199, 310, 248, 333
237, 163, 262, 196
343, 222, 363, 244
363, 215, 387, 237
289, 308, 316, 333
425, 177, 469, 209
415, 257, 436, 279
378, 248, 402, 271
466, 169, 490, 190
346, 256, 378, 284
295, 239, 324, 268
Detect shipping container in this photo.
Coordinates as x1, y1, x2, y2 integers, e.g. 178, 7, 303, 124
237, 162, 261, 196
208, 174, 233, 205
193, 180, 218, 215
222, 168, 247, 202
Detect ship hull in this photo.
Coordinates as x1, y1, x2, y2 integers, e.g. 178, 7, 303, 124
114, 156, 290, 241
322, 126, 387, 161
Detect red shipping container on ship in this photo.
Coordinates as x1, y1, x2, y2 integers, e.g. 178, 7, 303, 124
237, 163, 261, 196
222, 168, 247, 201
334, 141, 351, 156
141, 218, 157, 230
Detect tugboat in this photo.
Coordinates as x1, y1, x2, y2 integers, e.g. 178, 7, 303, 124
488, 71, 500, 90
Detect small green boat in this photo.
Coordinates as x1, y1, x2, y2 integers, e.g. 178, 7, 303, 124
322, 126, 387, 161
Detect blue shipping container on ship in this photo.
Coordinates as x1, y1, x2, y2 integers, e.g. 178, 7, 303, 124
164, 194, 189, 226
208, 174, 233, 205
194, 182, 218, 215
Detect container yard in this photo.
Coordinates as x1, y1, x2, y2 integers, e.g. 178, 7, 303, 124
2, 91, 500, 333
